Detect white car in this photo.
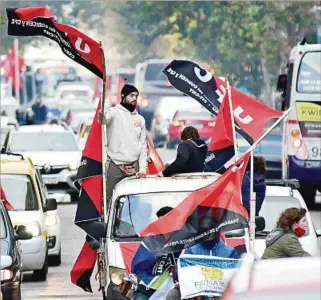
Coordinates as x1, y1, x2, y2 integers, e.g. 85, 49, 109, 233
104, 174, 321, 289
3, 124, 82, 201
222, 254, 321, 299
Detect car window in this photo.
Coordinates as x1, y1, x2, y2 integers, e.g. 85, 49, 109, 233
113, 192, 190, 238
145, 63, 168, 81
0, 210, 7, 238
10, 131, 79, 152
0, 174, 39, 211
259, 195, 309, 235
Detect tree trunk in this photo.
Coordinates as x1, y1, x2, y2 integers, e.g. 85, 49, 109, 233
260, 45, 273, 108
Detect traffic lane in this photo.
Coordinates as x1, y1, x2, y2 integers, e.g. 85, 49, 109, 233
22, 204, 102, 300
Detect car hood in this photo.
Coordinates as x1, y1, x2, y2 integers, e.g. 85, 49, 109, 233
20, 151, 82, 167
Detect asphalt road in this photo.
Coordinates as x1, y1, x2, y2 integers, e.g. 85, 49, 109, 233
21, 148, 321, 299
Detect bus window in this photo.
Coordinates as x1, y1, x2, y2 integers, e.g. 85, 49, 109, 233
297, 52, 321, 94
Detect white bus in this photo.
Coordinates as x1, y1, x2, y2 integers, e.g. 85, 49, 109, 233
278, 38, 321, 208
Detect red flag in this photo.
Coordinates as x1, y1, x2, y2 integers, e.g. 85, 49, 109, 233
0, 185, 14, 211
7, 7, 103, 79
204, 94, 236, 173
71, 101, 103, 291
146, 132, 165, 175
70, 241, 97, 293
140, 153, 250, 257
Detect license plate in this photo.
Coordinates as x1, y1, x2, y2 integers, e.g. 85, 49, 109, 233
307, 140, 321, 160
190, 123, 203, 129
43, 178, 59, 185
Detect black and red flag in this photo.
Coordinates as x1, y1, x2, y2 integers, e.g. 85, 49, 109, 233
204, 93, 236, 174
6, 7, 103, 79
70, 101, 103, 292
163, 60, 282, 144
146, 132, 165, 175
139, 153, 250, 257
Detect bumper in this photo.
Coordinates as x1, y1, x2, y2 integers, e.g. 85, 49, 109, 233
1, 280, 20, 300
20, 235, 47, 271
288, 155, 321, 182
43, 170, 77, 193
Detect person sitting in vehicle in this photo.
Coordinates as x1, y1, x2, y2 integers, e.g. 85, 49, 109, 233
241, 155, 266, 216
132, 206, 174, 300
166, 210, 239, 300
32, 96, 48, 124
159, 126, 207, 177
262, 207, 311, 259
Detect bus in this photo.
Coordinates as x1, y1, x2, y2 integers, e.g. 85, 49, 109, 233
277, 38, 321, 208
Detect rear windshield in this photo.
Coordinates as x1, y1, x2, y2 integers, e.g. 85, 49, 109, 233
145, 63, 168, 81
297, 51, 321, 94
0, 174, 38, 211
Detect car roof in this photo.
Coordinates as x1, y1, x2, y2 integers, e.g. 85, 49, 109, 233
13, 124, 70, 133
231, 255, 321, 294
0, 154, 34, 175
113, 174, 296, 198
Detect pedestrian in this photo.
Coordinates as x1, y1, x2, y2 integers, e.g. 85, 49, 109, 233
159, 126, 207, 177
31, 96, 48, 124
98, 84, 147, 205
261, 207, 311, 259
241, 155, 266, 216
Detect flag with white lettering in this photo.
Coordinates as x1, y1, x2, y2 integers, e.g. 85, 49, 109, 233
6, 7, 103, 78
163, 60, 282, 144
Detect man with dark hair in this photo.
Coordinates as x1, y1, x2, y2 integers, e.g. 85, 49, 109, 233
31, 96, 48, 124
98, 84, 148, 205
242, 155, 267, 216
160, 126, 207, 177
156, 206, 173, 218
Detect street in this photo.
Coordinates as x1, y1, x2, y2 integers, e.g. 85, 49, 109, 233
21, 148, 321, 299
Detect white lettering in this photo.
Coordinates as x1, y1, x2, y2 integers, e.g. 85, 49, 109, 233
215, 85, 226, 104
75, 37, 91, 53
194, 67, 213, 82
234, 106, 253, 124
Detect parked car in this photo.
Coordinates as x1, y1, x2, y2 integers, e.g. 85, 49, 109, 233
221, 254, 321, 300
104, 174, 320, 295
0, 153, 58, 280
168, 109, 216, 148
150, 95, 203, 146
0, 200, 32, 299
2, 124, 82, 201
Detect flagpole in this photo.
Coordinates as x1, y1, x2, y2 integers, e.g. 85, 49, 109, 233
14, 39, 20, 104
99, 41, 107, 223
249, 150, 256, 253
226, 75, 238, 160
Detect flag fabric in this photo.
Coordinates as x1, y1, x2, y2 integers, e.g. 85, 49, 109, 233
70, 241, 97, 293
146, 132, 165, 175
163, 60, 282, 144
1, 43, 25, 88
71, 101, 103, 292
204, 93, 236, 174
6, 7, 103, 79
0, 185, 14, 210
139, 153, 250, 257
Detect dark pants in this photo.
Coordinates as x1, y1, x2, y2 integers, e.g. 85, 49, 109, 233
106, 161, 126, 205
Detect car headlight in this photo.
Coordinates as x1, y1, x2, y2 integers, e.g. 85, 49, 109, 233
0, 270, 13, 281
68, 161, 79, 171
109, 266, 127, 285
45, 215, 57, 227
26, 222, 41, 237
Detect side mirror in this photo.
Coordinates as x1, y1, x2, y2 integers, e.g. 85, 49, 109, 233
14, 225, 33, 240
316, 229, 321, 238
276, 74, 287, 92
255, 216, 266, 232
87, 221, 107, 241
44, 198, 57, 212
0, 255, 13, 269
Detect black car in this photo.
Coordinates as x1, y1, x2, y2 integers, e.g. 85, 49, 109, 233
0, 201, 32, 300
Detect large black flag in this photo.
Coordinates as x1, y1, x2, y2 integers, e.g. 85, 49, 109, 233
163, 60, 283, 145
6, 7, 103, 79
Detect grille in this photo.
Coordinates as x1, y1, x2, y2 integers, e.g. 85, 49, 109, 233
40, 166, 68, 175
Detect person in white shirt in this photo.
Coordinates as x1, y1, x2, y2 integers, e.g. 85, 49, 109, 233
98, 84, 147, 204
